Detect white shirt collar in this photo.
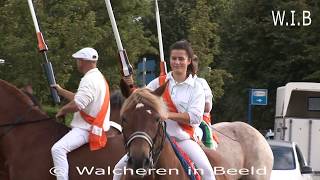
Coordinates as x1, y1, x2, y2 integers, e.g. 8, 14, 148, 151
167, 71, 195, 87
84, 68, 98, 76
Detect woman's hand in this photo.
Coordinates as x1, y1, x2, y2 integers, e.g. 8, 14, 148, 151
160, 112, 169, 121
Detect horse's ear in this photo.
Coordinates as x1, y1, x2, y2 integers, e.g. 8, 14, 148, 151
152, 81, 168, 97
120, 78, 131, 98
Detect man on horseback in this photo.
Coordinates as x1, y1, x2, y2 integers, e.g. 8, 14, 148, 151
51, 47, 111, 180
115, 40, 215, 180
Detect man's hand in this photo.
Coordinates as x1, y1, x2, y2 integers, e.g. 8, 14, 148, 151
56, 108, 66, 119
122, 75, 134, 85
50, 84, 75, 101
51, 84, 63, 93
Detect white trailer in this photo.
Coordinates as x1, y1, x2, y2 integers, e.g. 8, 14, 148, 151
274, 82, 320, 173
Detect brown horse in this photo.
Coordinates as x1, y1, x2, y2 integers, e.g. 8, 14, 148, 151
0, 79, 126, 180
119, 83, 273, 180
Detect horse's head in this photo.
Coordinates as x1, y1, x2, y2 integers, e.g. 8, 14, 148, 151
120, 83, 167, 173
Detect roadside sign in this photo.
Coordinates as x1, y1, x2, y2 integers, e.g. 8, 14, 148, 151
248, 88, 268, 125
251, 89, 268, 105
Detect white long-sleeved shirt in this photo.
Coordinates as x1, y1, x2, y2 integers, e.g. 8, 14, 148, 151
147, 72, 205, 140
194, 75, 213, 112
71, 68, 110, 131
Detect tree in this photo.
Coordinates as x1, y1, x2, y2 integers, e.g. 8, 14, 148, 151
0, 0, 156, 103
214, 0, 319, 128
186, 0, 231, 102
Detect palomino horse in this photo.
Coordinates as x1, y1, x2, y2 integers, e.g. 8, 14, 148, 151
0, 79, 126, 180
119, 83, 273, 180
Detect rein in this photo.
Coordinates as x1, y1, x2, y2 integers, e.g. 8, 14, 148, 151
212, 127, 239, 142
0, 117, 52, 128
0, 116, 123, 141
0, 106, 52, 139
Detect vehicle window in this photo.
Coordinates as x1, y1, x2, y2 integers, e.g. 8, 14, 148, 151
271, 145, 296, 170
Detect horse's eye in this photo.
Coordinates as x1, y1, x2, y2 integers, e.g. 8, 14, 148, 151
156, 117, 160, 122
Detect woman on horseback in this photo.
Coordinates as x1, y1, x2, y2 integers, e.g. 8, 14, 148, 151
114, 40, 215, 180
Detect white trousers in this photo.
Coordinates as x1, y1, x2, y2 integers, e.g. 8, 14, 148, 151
51, 128, 89, 180
113, 139, 215, 180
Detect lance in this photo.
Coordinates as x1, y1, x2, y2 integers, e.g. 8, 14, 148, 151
155, 0, 167, 75
104, 0, 134, 87
27, 0, 60, 104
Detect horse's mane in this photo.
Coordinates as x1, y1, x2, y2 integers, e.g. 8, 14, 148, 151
120, 88, 166, 118
0, 79, 34, 106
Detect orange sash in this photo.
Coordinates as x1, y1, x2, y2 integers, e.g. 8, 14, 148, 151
159, 75, 195, 139
203, 114, 211, 125
80, 81, 110, 151
202, 113, 220, 144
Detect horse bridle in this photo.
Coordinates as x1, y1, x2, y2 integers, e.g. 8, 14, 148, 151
0, 108, 123, 139
122, 118, 167, 168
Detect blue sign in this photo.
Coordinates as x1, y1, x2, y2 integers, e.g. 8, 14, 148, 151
250, 89, 268, 105
136, 58, 156, 86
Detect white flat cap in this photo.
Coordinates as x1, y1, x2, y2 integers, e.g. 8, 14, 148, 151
72, 47, 98, 61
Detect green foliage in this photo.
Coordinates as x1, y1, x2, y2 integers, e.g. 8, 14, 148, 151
0, 0, 155, 104
1, 0, 319, 131
187, 0, 217, 69
42, 104, 59, 118
201, 68, 232, 101
186, 0, 230, 104
155, 0, 195, 59
215, 0, 320, 128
